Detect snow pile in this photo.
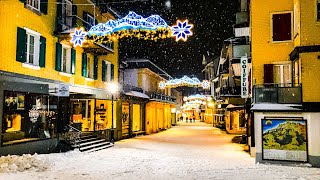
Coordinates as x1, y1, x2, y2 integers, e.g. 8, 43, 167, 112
0, 154, 50, 173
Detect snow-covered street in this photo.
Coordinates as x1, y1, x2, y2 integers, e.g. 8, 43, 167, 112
1, 121, 319, 180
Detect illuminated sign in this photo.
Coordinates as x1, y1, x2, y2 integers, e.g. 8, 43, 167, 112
70, 28, 87, 47
159, 76, 210, 89
241, 56, 249, 98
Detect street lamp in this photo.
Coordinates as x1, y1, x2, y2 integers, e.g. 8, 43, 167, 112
108, 83, 118, 143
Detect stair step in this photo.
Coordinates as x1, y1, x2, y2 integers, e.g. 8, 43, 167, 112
85, 144, 114, 153
80, 141, 111, 152
79, 139, 106, 147
78, 137, 100, 144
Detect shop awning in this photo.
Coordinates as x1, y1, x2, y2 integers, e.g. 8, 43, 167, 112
125, 91, 150, 99
226, 104, 244, 109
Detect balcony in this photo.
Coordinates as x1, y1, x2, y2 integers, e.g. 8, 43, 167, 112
232, 44, 250, 59
254, 84, 302, 104
220, 87, 241, 97
236, 12, 249, 25
149, 92, 177, 103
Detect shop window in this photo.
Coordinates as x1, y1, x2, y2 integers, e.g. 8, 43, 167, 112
70, 99, 94, 131
26, 0, 40, 11
2, 91, 58, 145
272, 12, 292, 42
61, 45, 71, 73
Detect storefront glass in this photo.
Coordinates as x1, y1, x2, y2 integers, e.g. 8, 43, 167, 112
70, 99, 94, 131
2, 91, 58, 145
95, 99, 109, 130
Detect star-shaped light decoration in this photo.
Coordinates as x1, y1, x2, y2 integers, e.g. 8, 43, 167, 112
201, 80, 210, 89
70, 28, 87, 47
159, 81, 166, 89
171, 20, 193, 42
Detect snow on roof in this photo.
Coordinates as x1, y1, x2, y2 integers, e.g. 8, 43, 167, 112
251, 103, 303, 111
125, 91, 149, 99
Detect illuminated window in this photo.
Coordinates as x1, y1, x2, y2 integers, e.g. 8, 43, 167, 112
272, 12, 292, 42
26, 0, 40, 11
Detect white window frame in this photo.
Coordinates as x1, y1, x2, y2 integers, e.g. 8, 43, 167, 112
104, 60, 112, 82
87, 56, 94, 79
26, 0, 41, 11
272, 61, 292, 87
61, 44, 72, 74
25, 28, 40, 67
270, 11, 293, 43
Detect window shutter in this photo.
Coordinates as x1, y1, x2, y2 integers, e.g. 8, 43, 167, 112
82, 53, 87, 77
94, 56, 98, 80
40, 0, 48, 15
16, 27, 27, 63
19, 0, 26, 3
264, 64, 274, 84
56, 0, 63, 32
111, 64, 114, 81
71, 48, 76, 74
102, 61, 106, 82
83, 11, 88, 30
72, 4, 77, 27
55, 43, 62, 71
39, 36, 46, 67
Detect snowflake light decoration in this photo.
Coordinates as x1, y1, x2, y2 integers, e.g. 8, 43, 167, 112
70, 28, 87, 47
201, 80, 210, 89
171, 20, 193, 42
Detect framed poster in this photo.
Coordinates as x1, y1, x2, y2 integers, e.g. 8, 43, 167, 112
262, 118, 307, 162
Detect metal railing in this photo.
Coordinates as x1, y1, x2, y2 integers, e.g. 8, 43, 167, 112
254, 83, 302, 104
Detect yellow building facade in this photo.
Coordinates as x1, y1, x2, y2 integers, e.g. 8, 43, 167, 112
0, 0, 120, 154
251, 0, 320, 167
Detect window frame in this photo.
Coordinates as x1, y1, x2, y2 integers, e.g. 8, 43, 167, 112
272, 61, 292, 87
104, 60, 112, 82
25, 28, 41, 67
317, 0, 320, 22
61, 44, 72, 74
62, 0, 73, 27
87, 56, 94, 79
26, 0, 41, 12
86, 13, 95, 29
270, 11, 293, 43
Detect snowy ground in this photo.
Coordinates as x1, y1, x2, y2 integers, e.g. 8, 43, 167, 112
1, 121, 319, 180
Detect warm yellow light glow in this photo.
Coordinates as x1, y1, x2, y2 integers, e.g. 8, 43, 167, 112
207, 96, 212, 101
208, 102, 214, 107
108, 83, 118, 94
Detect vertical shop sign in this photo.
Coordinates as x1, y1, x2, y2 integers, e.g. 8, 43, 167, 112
241, 56, 249, 98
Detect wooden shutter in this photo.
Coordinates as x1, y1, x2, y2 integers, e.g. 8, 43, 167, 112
264, 64, 274, 84
272, 13, 291, 41
39, 36, 46, 67
111, 64, 114, 81
40, 0, 48, 14
102, 61, 106, 82
94, 56, 98, 80
16, 27, 27, 63
82, 53, 87, 77
72, 4, 77, 27
55, 43, 62, 71
71, 48, 76, 74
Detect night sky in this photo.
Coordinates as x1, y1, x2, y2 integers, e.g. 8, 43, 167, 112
108, 0, 239, 79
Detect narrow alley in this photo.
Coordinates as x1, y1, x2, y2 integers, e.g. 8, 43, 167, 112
1, 122, 319, 180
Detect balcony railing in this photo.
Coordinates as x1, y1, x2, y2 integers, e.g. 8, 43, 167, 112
254, 84, 302, 104
236, 12, 249, 25
234, 27, 250, 37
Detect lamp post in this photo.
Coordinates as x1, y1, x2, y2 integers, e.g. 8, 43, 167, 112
109, 83, 118, 144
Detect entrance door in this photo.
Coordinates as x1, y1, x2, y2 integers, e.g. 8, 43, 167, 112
122, 102, 130, 138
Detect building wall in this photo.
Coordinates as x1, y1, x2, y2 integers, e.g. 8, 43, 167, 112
124, 69, 138, 87
254, 111, 320, 167
251, 0, 294, 85
145, 102, 172, 134
0, 0, 119, 91
300, 53, 320, 102
138, 68, 168, 94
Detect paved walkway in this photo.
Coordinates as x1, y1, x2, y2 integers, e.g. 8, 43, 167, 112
1, 121, 320, 180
